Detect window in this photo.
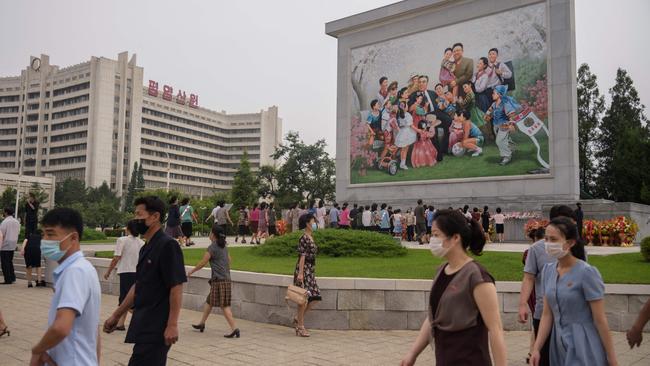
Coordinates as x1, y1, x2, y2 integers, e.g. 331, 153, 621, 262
52, 82, 90, 97
51, 106, 88, 119
52, 94, 89, 108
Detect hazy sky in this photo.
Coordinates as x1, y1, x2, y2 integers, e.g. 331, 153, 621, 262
1, 0, 648, 156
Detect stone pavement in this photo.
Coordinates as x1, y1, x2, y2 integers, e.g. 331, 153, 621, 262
2, 280, 650, 365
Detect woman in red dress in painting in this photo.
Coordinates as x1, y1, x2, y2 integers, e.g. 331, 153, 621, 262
411, 118, 438, 168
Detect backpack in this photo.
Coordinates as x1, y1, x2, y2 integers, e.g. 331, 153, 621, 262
498, 61, 516, 92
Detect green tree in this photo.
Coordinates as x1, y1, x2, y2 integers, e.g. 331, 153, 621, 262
596, 68, 649, 201
55, 178, 86, 207
17, 182, 49, 220
123, 162, 139, 211
136, 161, 146, 190
257, 165, 278, 200
606, 126, 650, 204
231, 151, 258, 209
83, 182, 127, 229
271, 132, 335, 208
0, 187, 16, 211
577, 64, 605, 197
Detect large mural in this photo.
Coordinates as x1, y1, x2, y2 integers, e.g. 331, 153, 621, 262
349, 2, 549, 184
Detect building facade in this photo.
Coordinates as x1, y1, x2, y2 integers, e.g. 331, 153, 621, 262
0, 52, 282, 197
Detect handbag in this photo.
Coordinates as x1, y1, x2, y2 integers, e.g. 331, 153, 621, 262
285, 284, 308, 306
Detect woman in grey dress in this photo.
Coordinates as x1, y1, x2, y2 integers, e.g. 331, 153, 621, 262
530, 217, 618, 366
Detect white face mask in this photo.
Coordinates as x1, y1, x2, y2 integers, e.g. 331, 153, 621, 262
429, 236, 451, 258
545, 241, 569, 259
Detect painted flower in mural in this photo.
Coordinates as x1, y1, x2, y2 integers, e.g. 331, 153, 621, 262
350, 116, 377, 170
522, 75, 548, 120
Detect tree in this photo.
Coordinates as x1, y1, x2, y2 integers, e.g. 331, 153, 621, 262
55, 178, 86, 207
83, 182, 127, 229
257, 165, 278, 200
123, 162, 139, 211
17, 182, 49, 220
606, 126, 650, 204
136, 161, 145, 190
596, 68, 649, 201
577, 64, 605, 197
271, 132, 335, 208
0, 187, 16, 211
231, 151, 258, 209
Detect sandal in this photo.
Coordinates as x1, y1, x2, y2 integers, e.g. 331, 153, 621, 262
0, 327, 9, 338
525, 352, 531, 364
295, 326, 310, 337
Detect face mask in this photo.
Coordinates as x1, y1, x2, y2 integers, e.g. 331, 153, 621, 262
429, 236, 450, 258
545, 241, 569, 259
41, 233, 73, 262
311, 223, 318, 231
133, 218, 150, 235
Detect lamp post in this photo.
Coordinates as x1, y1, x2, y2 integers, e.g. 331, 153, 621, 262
200, 206, 207, 236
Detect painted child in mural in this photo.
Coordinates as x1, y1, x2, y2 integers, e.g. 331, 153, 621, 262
439, 47, 456, 96
457, 109, 484, 157
394, 105, 418, 170
366, 99, 382, 148
457, 81, 489, 139
376, 76, 389, 106
408, 92, 429, 126
379, 101, 398, 161
405, 73, 420, 100
448, 114, 465, 150
484, 84, 522, 166
443, 91, 457, 117
410, 116, 438, 168
434, 83, 448, 113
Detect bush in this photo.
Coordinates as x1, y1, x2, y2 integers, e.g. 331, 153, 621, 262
82, 228, 107, 241
103, 228, 125, 237
253, 229, 407, 258
641, 237, 650, 262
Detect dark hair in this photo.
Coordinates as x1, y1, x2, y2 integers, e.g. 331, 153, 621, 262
433, 209, 485, 255
548, 217, 586, 260
528, 226, 545, 241
381, 203, 387, 209
365, 205, 370, 210
125, 219, 139, 236
134, 196, 166, 223
484, 205, 489, 211
180, 197, 190, 206
434, 83, 443, 90
576, 202, 582, 208
479, 57, 489, 68
488, 47, 499, 55
452, 42, 464, 50
319, 200, 324, 208
455, 109, 471, 121
417, 199, 423, 205
298, 213, 315, 230
444, 47, 452, 53
353, 203, 358, 208
463, 205, 469, 212
428, 205, 434, 211
462, 80, 473, 88
169, 196, 177, 205
211, 223, 227, 248
343, 202, 348, 209
388, 81, 398, 91
3, 207, 14, 216
370, 99, 379, 109
260, 202, 268, 210
371, 203, 378, 211
41, 208, 84, 239
473, 207, 479, 212
419, 75, 429, 82
549, 205, 577, 221
496, 207, 502, 213
379, 76, 388, 85
358, 206, 364, 212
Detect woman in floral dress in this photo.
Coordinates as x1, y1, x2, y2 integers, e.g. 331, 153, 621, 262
293, 213, 321, 337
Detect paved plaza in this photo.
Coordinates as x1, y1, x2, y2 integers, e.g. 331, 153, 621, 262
1, 279, 649, 365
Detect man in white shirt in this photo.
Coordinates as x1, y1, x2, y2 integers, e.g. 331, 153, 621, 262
205, 203, 221, 224
0, 207, 20, 284
486, 48, 512, 89
30, 208, 101, 366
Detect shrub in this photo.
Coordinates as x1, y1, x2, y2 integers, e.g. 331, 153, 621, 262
103, 228, 125, 237
641, 237, 650, 262
253, 229, 407, 258
82, 228, 107, 241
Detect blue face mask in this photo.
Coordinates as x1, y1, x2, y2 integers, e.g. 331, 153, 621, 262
41, 233, 72, 262
311, 223, 318, 231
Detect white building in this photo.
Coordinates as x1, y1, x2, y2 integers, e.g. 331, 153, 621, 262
0, 52, 282, 196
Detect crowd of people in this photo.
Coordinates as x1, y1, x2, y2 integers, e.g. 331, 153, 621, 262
365, 43, 525, 173
1, 195, 650, 366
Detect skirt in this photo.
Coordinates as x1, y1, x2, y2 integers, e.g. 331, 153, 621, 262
238, 224, 247, 235
181, 222, 193, 237
119, 272, 137, 304
250, 221, 259, 233
206, 279, 232, 307
165, 225, 183, 238
269, 224, 277, 235
24, 247, 42, 268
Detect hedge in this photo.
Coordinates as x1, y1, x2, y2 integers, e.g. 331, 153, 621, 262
253, 229, 407, 258
641, 237, 650, 262
18, 227, 107, 241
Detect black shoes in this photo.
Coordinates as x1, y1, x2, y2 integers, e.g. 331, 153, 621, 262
224, 328, 240, 338
192, 324, 205, 333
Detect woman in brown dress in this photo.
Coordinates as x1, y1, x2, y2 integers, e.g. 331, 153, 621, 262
400, 209, 507, 366
293, 213, 321, 337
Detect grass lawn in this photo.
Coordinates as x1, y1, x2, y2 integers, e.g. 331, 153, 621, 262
351, 131, 549, 184
81, 238, 120, 244
94, 247, 650, 284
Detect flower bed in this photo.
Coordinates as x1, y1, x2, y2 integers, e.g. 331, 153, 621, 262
583, 217, 638, 247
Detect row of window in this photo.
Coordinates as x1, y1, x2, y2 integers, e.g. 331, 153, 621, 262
51, 118, 88, 131
52, 94, 89, 108
0, 151, 16, 157
50, 155, 86, 166
0, 106, 19, 114
0, 140, 16, 146
50, 131, 87, 142
140, 148, 249, 170
0, 95, 20, 103
50, 143, 87, 154
0, 117, 17, 125
47, 168, 85, 180
142, 117, 260, 144
51, 106, 88, 120
53, 82, 90, 97
0, 128, 17, 135
142, 108, 261, 135
143, 169, 232, 186
141, 158, 234, 178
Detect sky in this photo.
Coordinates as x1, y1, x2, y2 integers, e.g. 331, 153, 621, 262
1, 0, 648, 156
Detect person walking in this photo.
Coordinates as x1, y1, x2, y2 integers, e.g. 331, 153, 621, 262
164, 196, 183, 242
31, 208, 101, 366
406, 209, 416, 241
179, 198, 198, 247
257, 202, 269, 243
235, 206, 249, 244
20, 228, 45, 287
329, 203, 340, 228
215, 200, 233, 241
349, 204, 359, 230
293, 213, 321, 337
414, 199, 426, 243
392, 209, 404, 238
529, 217, 618, 366
205, 202, 222, 225
339, 203, 351, 229
104, 196, 187, 366
24, 193, 39, 238
268, 203, 277, 237
0, 207, 20, 285
354, 206, 364, 230
400, 209, 507, 366
250, 204, 260, 242
575, 202, 584, 239
378, 203, 390, 234
316, 201, 326, 229
627, 298, 650, 349
493, 207, 505, 243
103, 220, 144, 331
188, 224, 240, 338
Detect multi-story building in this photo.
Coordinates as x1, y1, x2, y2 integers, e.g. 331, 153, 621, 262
0, 52, 282, 196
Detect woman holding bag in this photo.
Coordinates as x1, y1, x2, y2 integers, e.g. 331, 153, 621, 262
293, 213, 321, 337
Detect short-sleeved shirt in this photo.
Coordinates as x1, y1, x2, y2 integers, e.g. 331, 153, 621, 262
339, 209, 350, 226
362, 211, 372, 227
126, 229, 187, 344
208, 242, 230, 280
179, 205, 194, 223
250, 208, 260, 222
211, 206, 221, 221
329, 208, 339, 223
379, 210, 390, 229
0, 215, 20, 250
414, 205, 425, 224
48, 251, 101, 365
114, 236, 144, 274
216, 206, 229, 225
523, 239, 555, 319
426, 211, 434, 227
493, 213, 505, 224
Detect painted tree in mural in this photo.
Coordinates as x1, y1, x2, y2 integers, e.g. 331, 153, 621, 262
350, 45, 382, 115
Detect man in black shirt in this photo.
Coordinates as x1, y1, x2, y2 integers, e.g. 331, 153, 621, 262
349, 204, 359, 230
104, 196, 187, 366
414, 199, 426, 243
575, 202, 584, 239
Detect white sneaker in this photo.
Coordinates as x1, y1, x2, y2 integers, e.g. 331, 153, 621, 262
472, 147, 483, 157
400, 162, 408, 170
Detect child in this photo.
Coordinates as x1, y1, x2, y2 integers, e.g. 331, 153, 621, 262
367, 99, 382, 148
392, 209, 403, 238
457, 109, 484, 157
458, 82, 486, 129
408, 92, 428, 125
411, 118, 438, 168
448, 114, 465, 150
444, 91, 456, 116
439, 47, 457, 97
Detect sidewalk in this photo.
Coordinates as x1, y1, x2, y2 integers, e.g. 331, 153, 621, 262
1, 279, 649, 365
